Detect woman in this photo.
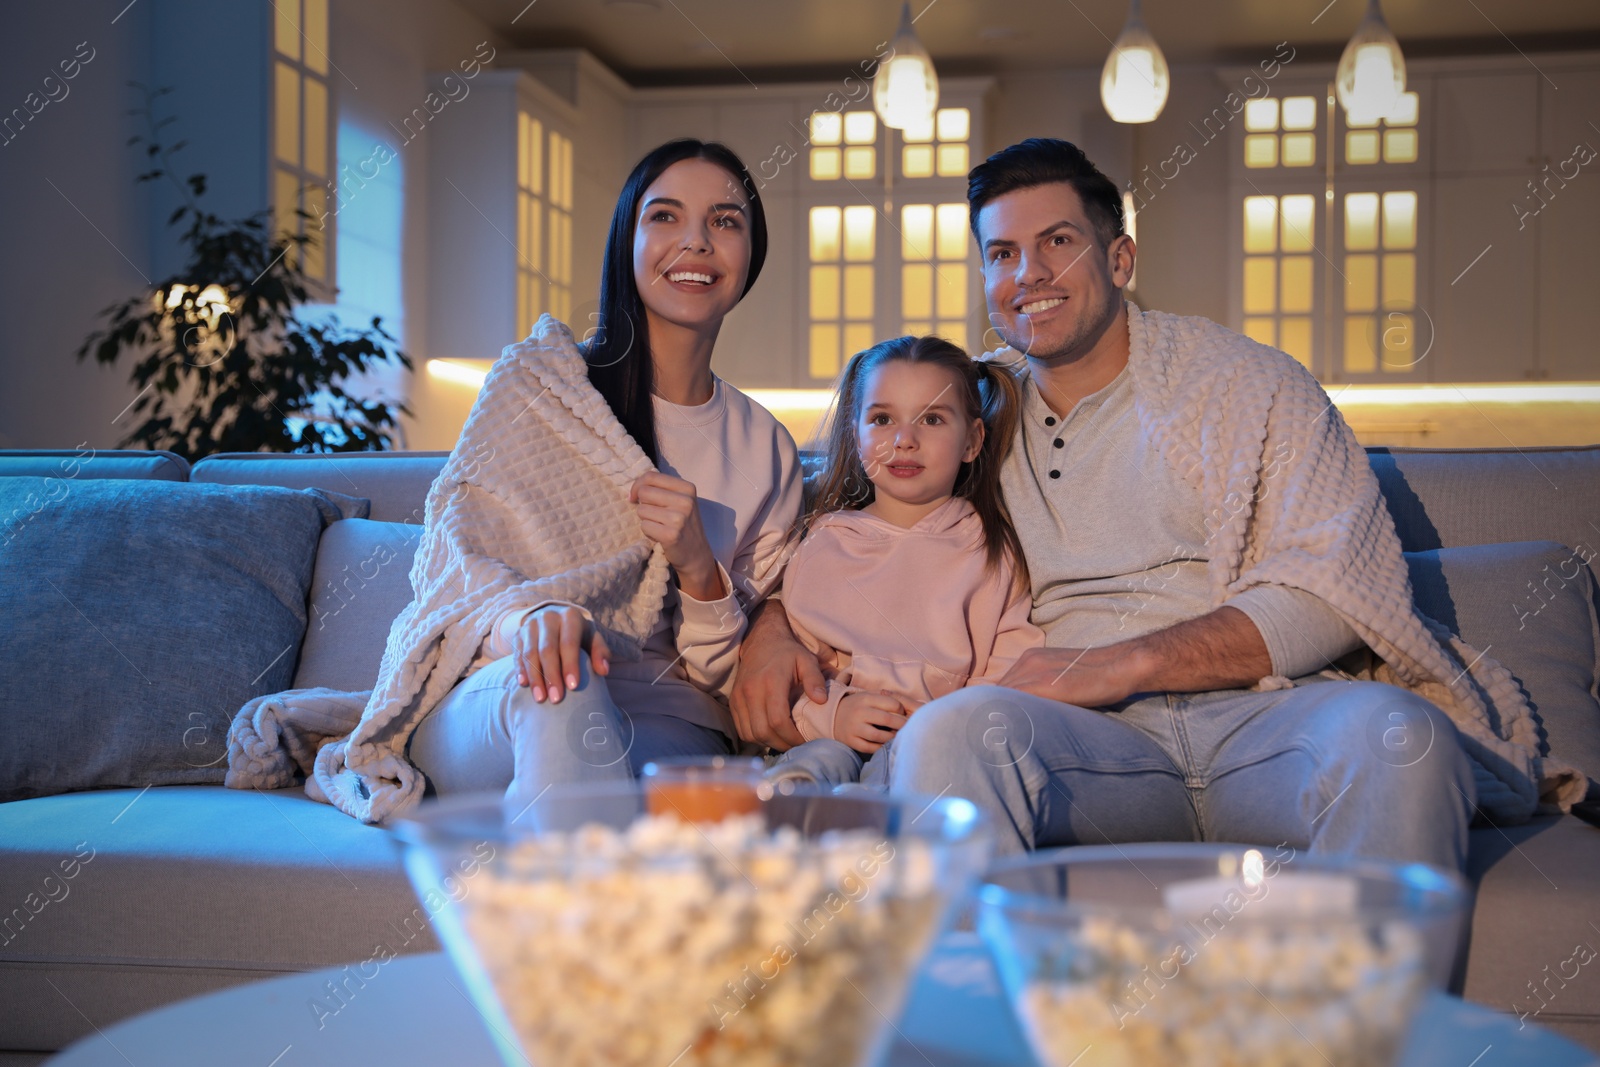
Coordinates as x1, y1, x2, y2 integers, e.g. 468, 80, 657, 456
405, 139, 803, 801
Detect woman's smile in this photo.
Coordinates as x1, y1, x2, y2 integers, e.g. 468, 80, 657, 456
659, 266, 723, 293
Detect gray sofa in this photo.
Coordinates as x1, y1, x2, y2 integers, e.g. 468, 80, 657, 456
1, 444, 1598, 1062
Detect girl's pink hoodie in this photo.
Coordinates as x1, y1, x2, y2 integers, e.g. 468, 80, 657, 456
782, 496, 1045, 744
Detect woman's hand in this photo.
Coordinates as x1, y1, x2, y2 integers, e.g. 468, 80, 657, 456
835, 692, 909, 756
629, 472, 725, 601
512, 605, 611, 704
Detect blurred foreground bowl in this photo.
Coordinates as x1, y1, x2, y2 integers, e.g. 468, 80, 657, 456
393, 782, 992, 1067
977, 844, 1467, 1067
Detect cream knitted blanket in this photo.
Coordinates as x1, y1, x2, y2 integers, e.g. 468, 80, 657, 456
1115, 302, 1584, 821
225, 315, 670, 823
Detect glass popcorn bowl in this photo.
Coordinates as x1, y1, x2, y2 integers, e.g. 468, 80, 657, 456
976, 844, 1467, 1067
392, 781, 993, 1067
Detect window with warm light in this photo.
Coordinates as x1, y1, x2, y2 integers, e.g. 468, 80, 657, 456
515, 112, 545, 340
1242, 95, 1319, 169
1240, 193, 1317, 369
1232, 83, 1425, 380
1344, 90, 1419, 166
900, 202, 969, 348
1341, 189, 1418, 374
808, 205, 876, 379
901, 107, 970, 179
809, 111, 877, 181
801, 100, 979, 384
516, 117, 571, 339
272, 0, 334, 287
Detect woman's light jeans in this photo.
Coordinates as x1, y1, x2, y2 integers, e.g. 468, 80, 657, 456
407, 653, 733, 807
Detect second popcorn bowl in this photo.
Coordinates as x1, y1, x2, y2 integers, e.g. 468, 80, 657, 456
392, 781, 993, 1067
976, 843, 1469, 1067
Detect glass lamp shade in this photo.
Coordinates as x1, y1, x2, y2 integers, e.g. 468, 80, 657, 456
1337, 0, 1406, 126
874, 1, 939, 131
1100, 0, 1170, 124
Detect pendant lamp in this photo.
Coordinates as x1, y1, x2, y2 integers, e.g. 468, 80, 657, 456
1100, 0, 1170, 124
1336, 0, 1406, 126
874, 2, 939, 131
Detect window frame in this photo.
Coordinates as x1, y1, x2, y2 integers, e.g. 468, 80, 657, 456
268, 0, 337, 301
1226, 71, 1432, 383
797, 91, 986, 385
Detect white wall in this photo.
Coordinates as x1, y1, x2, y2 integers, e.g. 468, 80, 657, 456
0, 0, 510, 452
0, 1, 158, 449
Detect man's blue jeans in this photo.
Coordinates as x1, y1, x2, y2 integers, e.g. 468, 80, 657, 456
886, 677, 1477, 870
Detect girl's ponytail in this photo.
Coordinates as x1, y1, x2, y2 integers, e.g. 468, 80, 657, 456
966, 357, 1030, 594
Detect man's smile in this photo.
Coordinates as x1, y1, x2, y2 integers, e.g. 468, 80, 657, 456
1019, 296, 1067, 316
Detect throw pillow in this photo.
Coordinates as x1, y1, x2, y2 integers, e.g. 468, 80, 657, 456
1405, 541, 1600, 784
292, 518, 424, 692
0, 478, 368, 801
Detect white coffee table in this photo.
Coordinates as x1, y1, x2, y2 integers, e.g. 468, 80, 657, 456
46, 932, 1596, 1066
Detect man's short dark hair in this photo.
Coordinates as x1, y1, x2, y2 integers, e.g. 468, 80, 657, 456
967, 138, 1125, 250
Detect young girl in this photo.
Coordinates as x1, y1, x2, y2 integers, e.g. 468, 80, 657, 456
768, 335, 1044, 788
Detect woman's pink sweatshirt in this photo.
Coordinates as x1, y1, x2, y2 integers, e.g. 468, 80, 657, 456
782, 496, 1045, 744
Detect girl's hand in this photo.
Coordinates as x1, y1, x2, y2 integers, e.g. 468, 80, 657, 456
512, 605, 611, 704
629, 471, 725, 601
835, 691, 909, 755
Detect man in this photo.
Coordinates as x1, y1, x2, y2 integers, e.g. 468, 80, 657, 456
732, 138, 1580, 866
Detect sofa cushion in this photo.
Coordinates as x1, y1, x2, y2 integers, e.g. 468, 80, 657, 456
0, 448, 190, 482
293, 519, 425, 691
0, 479, 368, 801
191, 452, 448, 523
0, 786, 436, 1050
1405, 541, 1600, 785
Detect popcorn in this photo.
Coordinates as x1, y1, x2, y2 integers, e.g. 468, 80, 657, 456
455, 812, 943, 1067
1013, 913, 1427, 1067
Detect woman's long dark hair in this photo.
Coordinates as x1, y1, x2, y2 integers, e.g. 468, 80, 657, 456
582, 139, 767, 465
805, 335, 1029, 590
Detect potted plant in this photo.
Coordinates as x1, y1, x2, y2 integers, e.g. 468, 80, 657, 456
77, 82, 413, 462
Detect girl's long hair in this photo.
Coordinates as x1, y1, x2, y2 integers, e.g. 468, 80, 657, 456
805, 335, 1029, 589
581, 139, 768, 465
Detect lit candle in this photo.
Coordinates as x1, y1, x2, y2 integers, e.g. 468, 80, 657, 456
1163, 871, 1359, 917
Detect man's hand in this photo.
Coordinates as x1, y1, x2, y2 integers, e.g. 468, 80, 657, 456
731, 600, 824, 751
996, 644, 1152, 708
997, 607, 1273, 706
835, 691, 909, 755
512, 605, 611, 704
